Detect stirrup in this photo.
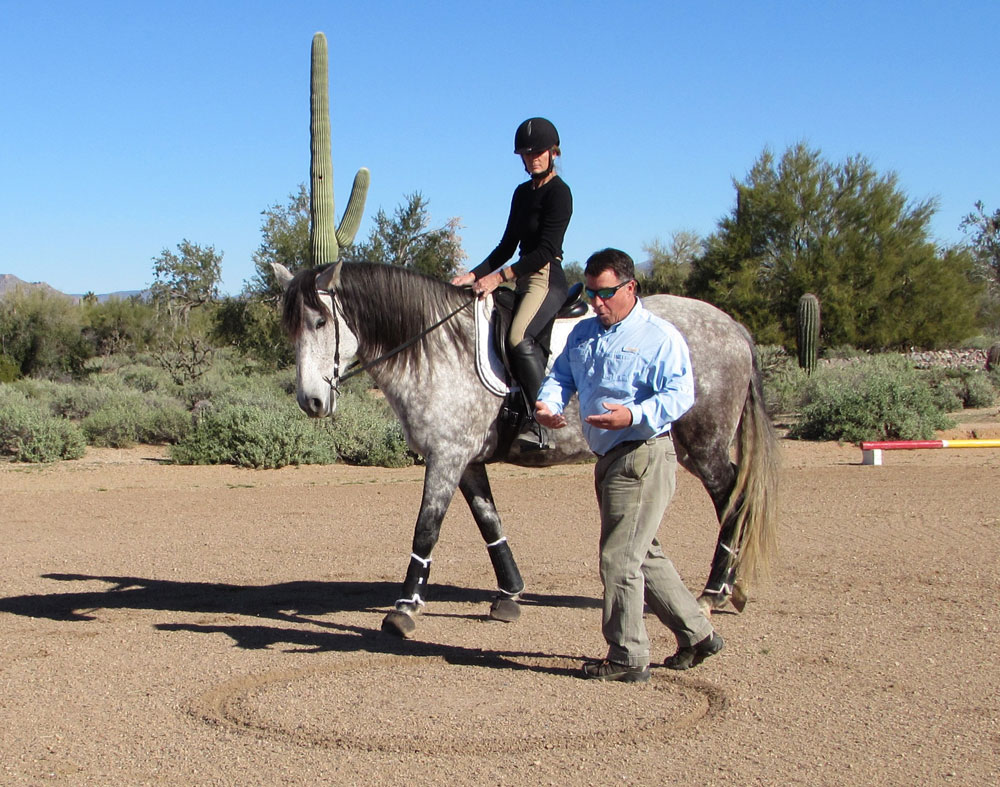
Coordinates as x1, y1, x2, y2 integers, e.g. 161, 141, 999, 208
515, 419, 549, 451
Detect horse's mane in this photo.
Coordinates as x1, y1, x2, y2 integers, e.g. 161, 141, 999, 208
282, 262, 474, 371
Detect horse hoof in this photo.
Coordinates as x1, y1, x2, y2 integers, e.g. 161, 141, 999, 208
697, 592, 734, 617
381, 610, 417, 638
730, 583, 748, 613
488, 596, 521, 623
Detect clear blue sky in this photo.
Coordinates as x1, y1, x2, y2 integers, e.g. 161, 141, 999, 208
2, 1, 998, 296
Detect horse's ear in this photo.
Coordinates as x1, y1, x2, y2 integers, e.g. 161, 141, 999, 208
316, 261, 343, 292
271, 263, 294, 291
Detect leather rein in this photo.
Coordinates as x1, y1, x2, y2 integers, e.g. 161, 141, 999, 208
316, 287, 477, 392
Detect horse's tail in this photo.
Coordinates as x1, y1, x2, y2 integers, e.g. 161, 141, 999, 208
724, 348, 780, 588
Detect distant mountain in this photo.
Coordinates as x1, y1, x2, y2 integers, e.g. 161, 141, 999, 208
0, 274, 143, 302
0, 273, 69, 299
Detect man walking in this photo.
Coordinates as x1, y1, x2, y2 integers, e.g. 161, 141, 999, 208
535, 248, 723, 682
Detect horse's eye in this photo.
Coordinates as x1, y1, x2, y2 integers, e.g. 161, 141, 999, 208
316, 318, 327, 329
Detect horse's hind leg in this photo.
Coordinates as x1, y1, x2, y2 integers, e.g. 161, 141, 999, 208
458, 463, 524, 623
675, 434, 742, 615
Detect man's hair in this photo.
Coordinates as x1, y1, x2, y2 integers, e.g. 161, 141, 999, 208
584, 248, 635, 282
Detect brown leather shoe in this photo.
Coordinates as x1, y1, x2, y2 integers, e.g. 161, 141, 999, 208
581, 659, 651, 683
663, 632, 724, 670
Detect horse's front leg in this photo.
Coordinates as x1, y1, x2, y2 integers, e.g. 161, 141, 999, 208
458, 462, 524, 623
381, 457, 465, 639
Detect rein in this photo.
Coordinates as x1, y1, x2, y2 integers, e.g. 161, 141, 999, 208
317, 287, 477, 391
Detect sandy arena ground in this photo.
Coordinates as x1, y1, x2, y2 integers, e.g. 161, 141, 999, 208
2, 412, 999, 786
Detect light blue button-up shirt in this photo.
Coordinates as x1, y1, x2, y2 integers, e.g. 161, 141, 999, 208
537, 299, 694, 456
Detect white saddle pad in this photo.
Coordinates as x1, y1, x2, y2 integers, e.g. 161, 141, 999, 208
473, 295, 509, 397
472, 293, 590, 398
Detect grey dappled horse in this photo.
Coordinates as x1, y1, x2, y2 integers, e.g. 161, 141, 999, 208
274, 260, 779, 638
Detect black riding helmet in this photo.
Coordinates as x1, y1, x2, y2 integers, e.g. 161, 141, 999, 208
514, 117, 560, 154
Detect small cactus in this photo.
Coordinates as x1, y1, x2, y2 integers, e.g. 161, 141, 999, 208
796, 293, 820, 374
310, 32, 369, 266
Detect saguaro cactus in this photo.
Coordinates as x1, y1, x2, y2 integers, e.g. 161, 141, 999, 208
310, 32, 369, 266
796, 293, 821, 374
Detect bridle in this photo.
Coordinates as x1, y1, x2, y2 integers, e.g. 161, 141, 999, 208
315, 286, 477, 394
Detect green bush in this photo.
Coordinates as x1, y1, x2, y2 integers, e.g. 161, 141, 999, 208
11, 377, 190, 447
0, 386, 86, 462
118, 363, 176, 394
963, 372, 998, 407
170, 399, 339, 468
0, 288, 95, 378
80, 395, 191, 448
0, 354, 19, 382
758, 346, 810, 416
329, 387, 412, 468
921, 368, 998, 410
788, 356, 953, 443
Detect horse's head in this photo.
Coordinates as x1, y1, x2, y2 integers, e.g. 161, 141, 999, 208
273, 261, 359, 417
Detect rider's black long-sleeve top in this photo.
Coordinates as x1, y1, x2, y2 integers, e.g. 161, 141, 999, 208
472, 175, 572, 280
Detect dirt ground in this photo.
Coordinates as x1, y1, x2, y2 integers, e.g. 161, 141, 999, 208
2, 411, 999, 786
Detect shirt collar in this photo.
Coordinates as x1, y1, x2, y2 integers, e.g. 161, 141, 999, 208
600, 298, 646, 333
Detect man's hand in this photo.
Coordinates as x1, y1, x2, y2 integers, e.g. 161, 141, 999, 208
535, 401, 567, 429
584, 402, 633, 431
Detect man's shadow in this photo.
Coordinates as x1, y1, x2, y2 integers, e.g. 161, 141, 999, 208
0, 573, 600, 676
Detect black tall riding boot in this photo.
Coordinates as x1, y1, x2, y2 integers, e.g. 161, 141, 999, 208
508, 339, 549, 449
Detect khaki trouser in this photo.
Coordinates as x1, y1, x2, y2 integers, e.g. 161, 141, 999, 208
594, 436, 714, 668
508, 262, 567, 348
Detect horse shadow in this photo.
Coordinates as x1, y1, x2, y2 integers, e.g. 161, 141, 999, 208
0, 574, 600, 676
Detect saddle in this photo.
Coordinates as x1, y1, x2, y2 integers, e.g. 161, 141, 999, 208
489, 282, 587, 457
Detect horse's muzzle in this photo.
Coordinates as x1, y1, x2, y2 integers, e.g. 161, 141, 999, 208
298, 390, 334, 417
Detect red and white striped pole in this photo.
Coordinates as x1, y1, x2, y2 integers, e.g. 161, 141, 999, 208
861, 439, 1000, 465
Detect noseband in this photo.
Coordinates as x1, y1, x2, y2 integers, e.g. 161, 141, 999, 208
315, 286, 476, 394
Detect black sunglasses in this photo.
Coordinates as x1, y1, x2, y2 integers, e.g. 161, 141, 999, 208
584, 280, 633, 300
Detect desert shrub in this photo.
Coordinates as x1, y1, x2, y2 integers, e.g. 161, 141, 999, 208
328, 386, 412, 468
81, 296, 159, 357
958, 335, 998, 351
80, 394, 191, 448
211, 296, 291, 369
824, 344, 867, 360
755, 345, 791, 377
763, 364, 810, 417
8, 378, 63, 411
0, 386, 86, 462
169, 398, 338, 468
47, 378, 125, 420
0, 354, 19, 382
962, 372, 998, 407
758, 346, 809, 416
118, 362, 176, 394
926, 380, 964, 414
14, 377, 190, 447
0, 288, 95, 378
170, 370, 410, 469
788, 356, 952, 442
921, 368, 998, 410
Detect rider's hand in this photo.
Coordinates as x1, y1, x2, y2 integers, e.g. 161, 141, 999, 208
451, 272, 476, 287
472, 272, 504, 298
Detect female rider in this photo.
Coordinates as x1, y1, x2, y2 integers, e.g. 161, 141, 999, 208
452, 117, 572, 444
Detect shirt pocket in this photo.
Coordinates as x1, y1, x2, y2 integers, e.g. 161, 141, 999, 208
594, 349, 645, 384
569, 345, 594, 375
